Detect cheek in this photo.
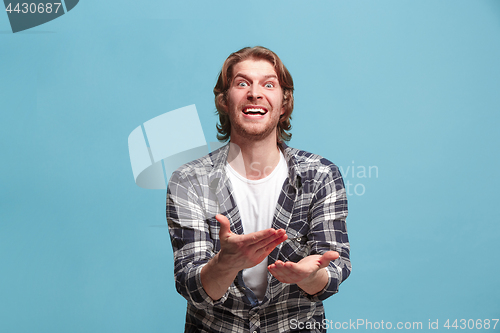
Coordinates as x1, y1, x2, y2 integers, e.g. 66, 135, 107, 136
228, 91, 245, 108
275, 93, 285, 113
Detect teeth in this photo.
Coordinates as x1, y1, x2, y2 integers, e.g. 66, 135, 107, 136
244, 108, 266, 114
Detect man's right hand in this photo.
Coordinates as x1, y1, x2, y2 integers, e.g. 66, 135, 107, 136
200, 214, 287, 300
215, 214, 288, 272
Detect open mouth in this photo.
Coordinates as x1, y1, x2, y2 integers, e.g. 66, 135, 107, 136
242, 107, 268, 116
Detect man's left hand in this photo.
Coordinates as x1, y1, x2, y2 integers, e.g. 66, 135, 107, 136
267, 251, 339, 295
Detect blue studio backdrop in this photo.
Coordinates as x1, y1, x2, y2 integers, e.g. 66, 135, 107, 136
1, 1, 499, 332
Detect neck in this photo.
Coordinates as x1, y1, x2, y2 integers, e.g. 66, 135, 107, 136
227, 134, 281, 180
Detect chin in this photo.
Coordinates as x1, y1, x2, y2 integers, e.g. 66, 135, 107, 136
236, 127, 276, 142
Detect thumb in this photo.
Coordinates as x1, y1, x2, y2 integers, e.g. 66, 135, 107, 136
215, 214, 231, 237
318, 251, 339, 269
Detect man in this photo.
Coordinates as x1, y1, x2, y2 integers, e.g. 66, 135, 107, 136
167, 46, 350, 332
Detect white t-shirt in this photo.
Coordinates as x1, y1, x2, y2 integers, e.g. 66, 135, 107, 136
226, 151, 288, 301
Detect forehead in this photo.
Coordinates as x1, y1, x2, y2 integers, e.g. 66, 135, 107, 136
231, 59, 278, 79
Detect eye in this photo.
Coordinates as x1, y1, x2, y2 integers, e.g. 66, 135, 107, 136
237, 81, 248, 87
265, 82, 275, 88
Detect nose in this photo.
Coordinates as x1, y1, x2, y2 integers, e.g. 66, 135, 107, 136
247, 85, 263, 100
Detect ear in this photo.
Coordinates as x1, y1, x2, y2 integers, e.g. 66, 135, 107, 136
281, 92, 287, 116
219, 94, 228, 114
280, 103, 285, 116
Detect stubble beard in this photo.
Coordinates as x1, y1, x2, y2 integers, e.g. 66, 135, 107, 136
229, 106, 280, 143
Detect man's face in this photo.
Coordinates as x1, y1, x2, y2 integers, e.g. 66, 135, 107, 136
224, 58, 285, 143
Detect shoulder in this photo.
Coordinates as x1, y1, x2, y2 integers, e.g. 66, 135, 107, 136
284, 146, 347, 205
173, 153, 213, 177
284, 145, 343, 181
169, 144, 228, 183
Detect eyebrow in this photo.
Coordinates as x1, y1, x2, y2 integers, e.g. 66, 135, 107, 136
233, 73, 279, 81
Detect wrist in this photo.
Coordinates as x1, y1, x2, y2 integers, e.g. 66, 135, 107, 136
297, 268, 328, 295
213, 251, 241, 275
201, 253, 240, 301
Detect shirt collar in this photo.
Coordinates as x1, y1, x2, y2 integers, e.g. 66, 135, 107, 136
278, 141, 302, 190
208, 141, 302, 192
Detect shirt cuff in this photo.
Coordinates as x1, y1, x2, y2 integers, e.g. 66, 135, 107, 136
191, 263, 230, 308
301, 265, 339, 302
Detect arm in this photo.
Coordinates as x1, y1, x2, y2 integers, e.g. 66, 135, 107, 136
167, 170, 220, 308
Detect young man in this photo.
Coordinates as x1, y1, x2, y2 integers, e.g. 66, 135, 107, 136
167, 46, 350, 332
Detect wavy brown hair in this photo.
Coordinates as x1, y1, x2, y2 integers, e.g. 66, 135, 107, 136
214, 46, 294, 142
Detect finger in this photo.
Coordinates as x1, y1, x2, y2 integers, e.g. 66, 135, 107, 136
269, 261, 293, 274
318, 251, 339, 268
269, 260, 284, 268
249, 234, 287, 264
241, 228, 282, 245
268, 262, 301, 283
253, 229, 286, 247
255, 231, 287, 252
268, 263, 288, 282
215, 214, 231, 237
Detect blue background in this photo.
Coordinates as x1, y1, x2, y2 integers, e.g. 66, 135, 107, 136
1, 1, 499, 332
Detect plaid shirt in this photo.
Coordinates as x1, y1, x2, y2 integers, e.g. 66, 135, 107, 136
166, 142, 350, 333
